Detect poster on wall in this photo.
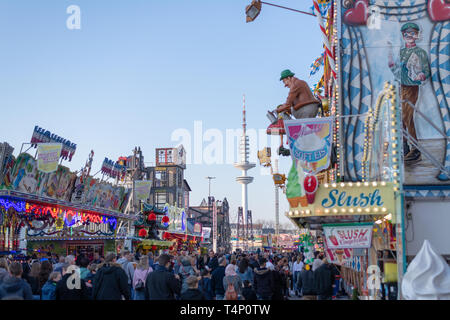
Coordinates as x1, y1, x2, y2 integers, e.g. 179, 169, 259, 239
323, 223, 373, 249
339, 0, 450, 184
37, 143, 62, 173
284, 117, 333, 174
202, 227, 211, 239
166, 204, 186, 233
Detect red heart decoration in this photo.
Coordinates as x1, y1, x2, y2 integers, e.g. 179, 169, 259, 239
428, 0, 450, 22
344, 0, 369, 25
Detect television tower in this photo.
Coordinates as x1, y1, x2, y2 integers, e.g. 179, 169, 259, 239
234, 94, 255, 250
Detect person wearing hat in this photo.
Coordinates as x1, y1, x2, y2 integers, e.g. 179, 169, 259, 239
266, 70, 320, 155
388, 22, 430, 164
273, 69, 320, 120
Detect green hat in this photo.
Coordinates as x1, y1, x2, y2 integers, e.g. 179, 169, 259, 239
280, 69, 295, 81
401, 22, 420, 33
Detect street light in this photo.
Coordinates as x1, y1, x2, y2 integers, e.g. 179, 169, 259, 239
246, 0, 317, 23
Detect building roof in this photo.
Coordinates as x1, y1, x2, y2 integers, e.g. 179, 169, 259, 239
183, 179, 192, 192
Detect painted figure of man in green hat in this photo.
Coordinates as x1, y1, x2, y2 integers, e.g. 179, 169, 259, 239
388, 22, 430, 164
267, 70, 320, 155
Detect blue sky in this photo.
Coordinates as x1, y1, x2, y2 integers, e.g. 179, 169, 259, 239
0, 0, 323, 226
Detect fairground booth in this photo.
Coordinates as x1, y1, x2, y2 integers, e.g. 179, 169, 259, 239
0, 129, 137, 258
256, 0, 450, 300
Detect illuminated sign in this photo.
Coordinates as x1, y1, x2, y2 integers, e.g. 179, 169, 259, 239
287, 182, 395, 220
0, 198, 117, 230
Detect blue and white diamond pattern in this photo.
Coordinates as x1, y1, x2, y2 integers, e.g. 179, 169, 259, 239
430, 22, 450, 181
353, 29, 372, 180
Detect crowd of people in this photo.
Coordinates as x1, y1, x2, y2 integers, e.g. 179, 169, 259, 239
0, 248, 342, 300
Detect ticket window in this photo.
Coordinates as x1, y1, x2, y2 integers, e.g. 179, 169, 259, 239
66, 243, 104, 261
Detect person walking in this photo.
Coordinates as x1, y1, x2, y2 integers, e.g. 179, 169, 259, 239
116, 250, 135, 299
253, 258, 273, 300
178, 256, 198, 294
0, 258, 9, 283
133, 256, 152, 300
53, 256, 66, 274
207, 250, 219, 272
314, 258, 335, 300
210, 257, 227, 300
0, 262, 33, 300
223, 264, 242, 300
145, 254, 181, 300
292, 255, 304, 296
26, 262, 41, 300
55, 263, 89, 300
92, 252, 130, 300
297, 264, 317, 300
180, 275, 205, 300
236, 258, 253, 286
242, 280, 257, 300
312, 251, 324, 271
41, 271, 62, 300
198, 268, 213, 300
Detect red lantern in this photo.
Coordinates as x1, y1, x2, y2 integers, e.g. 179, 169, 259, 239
169, 246, 173, 251
138, 229, 147, 237
148, 213, 157, 221
162, 215, 169, 223
151, 245, 157, 251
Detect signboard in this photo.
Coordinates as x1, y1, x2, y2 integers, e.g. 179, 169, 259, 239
288, 182, 396, 221
133, 180, 152, 202
30, 126, 76, 161
325, 248, 353, 266
338, 1, 450, 185
37, 143, 62, 173
165, 204, 186, 233
202, 227, 211, 239
174, 145, 186, 166
323, 223, 374, 249
0, 142, 14, 185
187, 218, 202, 236
284, 117, 333, 174
101, 157, 127, 180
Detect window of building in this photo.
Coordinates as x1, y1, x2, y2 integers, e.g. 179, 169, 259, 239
158, 150, 166, 164
155, 192, 167, 209
154, 170, 167, 187
167, 149, 173, 163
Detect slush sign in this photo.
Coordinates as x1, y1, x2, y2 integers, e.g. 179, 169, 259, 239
287, 182, 395, 220
321, 189, 384, 208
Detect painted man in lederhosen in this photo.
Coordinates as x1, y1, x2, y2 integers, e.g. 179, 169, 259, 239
388, 22, 430, 164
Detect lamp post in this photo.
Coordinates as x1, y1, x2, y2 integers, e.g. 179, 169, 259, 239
246, 0, 317, 22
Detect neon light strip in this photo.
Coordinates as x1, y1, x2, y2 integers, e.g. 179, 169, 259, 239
0, 198, 116, 230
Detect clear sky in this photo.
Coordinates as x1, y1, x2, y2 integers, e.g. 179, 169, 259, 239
0, 0, 323, 226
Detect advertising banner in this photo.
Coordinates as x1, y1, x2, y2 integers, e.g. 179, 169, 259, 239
166, 204, 186, 233
37, 143, 62, 173
284, 117, 333, 174
133, 180, 152, 202
187, 218, 202, 236
202, 227, 211, 239
323, 223, 373, 249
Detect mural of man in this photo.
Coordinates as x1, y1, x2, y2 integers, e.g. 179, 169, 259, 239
388, 22, 430, 164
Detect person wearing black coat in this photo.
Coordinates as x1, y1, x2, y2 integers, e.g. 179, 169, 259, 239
55, 264, 90, 300
297, 265, 316, 300
253, 258, 273, 300
271, 265, 286, 300
242, 280, 258, 300
314, 259, 336, 300
207, 251, 219, 272
210, 257, 226, 300
145, 254, 181, 300
92, 254, 130, 300
180, 275, 205, 300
